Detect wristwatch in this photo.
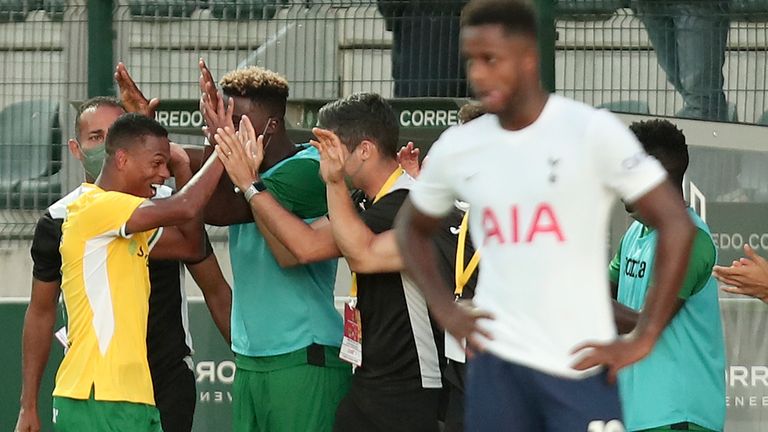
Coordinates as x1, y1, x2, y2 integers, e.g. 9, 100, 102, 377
243, 180, 267, 202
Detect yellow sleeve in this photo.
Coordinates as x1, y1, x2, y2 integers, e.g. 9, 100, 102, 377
77, 191, 147, 239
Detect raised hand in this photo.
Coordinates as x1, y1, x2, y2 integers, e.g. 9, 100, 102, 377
198, 58, 234, 140
115, 62, 159, 118
310, 127, 349, 185
397, 141, 421, 178
713, 244, 768, 302
571, 334, 654, 383
214, 116, 261, 192
199, 58, 218, 107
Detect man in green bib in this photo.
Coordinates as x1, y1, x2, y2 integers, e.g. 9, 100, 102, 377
609, 119, 725, 432
197, 63, 351, 432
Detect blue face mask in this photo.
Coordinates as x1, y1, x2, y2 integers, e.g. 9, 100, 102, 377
79, 143, 106, 180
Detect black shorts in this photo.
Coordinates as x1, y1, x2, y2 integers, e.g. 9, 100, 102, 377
334, 381, 440, 432
152, 358, 197, 432
442, 361, 466, 432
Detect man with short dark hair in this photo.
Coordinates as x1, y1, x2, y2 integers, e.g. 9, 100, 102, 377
197, 62, 350, 432
16, 72, 232, 431
395, 0, 696, 430
610, 120, 725, 432
45, 112, 224, 431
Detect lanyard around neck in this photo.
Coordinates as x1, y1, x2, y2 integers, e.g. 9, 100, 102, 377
454, 212, 480, 298
350, 166, 405, 298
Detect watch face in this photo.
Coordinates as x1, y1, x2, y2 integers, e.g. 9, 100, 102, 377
254, 181, 267, 192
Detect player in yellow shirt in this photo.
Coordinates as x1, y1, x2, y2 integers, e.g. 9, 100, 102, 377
52, 113, 227, 431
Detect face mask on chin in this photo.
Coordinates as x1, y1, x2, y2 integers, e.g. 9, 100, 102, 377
79, 143, 106, 180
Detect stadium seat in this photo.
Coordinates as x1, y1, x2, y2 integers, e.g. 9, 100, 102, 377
209, 0, 279, 20
555, 0, 625, 20
0, 99, 61, 209
597, 100, 651, 114
15, 171, 61, 209
730, 0, 768, 21
41, 0, 65, 21
0, 0, 34, 22
128, 0, 198, 19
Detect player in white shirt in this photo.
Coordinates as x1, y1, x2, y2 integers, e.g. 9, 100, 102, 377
394, 0, 697, 430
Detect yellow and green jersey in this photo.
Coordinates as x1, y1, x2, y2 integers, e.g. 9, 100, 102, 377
54, 184, 162, 406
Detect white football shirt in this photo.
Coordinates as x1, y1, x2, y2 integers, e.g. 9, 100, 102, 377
410, 95, 667, 378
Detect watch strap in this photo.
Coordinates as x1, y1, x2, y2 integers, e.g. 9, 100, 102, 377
244, 180, 267, 202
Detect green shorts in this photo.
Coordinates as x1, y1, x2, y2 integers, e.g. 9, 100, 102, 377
233, 344, 352, 432
52, 392, 162, 432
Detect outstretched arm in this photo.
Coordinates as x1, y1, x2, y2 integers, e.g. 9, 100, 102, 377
215, 117, 341, 265
128, 139, 224, 262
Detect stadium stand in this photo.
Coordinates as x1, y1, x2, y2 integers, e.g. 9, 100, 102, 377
42, 0, 64, 20
128, 0, 198, 19
554, 0, 624, 20
731, 0, 768, 21
209, 0, 280, 20
0, 99, 61, 209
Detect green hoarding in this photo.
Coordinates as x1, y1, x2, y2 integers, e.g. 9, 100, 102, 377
0, 300, 234, 432
153, 97, 470, 155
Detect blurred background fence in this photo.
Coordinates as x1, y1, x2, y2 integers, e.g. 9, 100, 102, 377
2, 0, 768, 228
2, 1, 768, 430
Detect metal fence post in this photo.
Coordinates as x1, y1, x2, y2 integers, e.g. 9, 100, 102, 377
88, 0, 114, 97
536, 0, 556, 93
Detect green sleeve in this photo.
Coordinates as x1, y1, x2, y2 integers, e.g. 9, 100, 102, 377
263, 158, 328, 219
677, 228, 716, 300
608, 239, 623, 284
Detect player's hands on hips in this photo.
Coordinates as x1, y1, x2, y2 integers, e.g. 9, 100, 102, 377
215, 116, 262, 192
15, 406, 41, 432
115, 62, 159, 119
713, 244, 768, 302
397, 142, 420, 178
438, 300, 494, 354
310, 127, 348, 185
199, 58, 235, 141
571, 333, 654, 383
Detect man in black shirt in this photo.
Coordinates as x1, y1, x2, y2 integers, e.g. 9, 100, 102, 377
16, 76, 231, 432
214, 92, 473, 431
